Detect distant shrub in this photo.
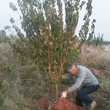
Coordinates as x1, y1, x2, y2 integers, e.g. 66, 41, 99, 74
103, 41, 110, 45
0, 80, 9, 107
0, 30, 9, 43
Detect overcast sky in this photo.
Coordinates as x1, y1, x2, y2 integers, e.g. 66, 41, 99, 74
0, 0, 110, 41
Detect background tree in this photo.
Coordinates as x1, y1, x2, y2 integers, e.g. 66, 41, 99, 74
89, 33, 104, 46
103, 41, 110, 45
7, 0, 95, 100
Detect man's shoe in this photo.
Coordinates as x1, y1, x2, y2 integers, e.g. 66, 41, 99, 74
88, 101, 97, 110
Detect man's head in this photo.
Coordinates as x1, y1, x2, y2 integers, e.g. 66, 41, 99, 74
67, 64, 78, 75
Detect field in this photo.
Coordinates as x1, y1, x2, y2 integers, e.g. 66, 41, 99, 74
0, 43, 110, 110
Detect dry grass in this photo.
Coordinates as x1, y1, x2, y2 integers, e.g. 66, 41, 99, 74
80, 45, 110, 70
0, 43, 110, 110
0, 43, 49, 110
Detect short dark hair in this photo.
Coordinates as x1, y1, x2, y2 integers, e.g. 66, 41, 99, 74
67, 64, 77, 71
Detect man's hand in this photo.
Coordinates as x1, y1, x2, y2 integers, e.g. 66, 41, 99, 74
61, 91, 67, 98
61, 90, 70, 98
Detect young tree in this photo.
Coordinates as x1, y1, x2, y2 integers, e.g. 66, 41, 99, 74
8, 0, 95, 100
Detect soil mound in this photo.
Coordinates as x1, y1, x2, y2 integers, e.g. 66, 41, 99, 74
51, 98, 86, 110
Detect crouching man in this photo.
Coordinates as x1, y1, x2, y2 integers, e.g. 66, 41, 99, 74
61, 64, 99, 110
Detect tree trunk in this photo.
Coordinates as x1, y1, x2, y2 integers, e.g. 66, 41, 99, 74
55, 84, 58, 101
